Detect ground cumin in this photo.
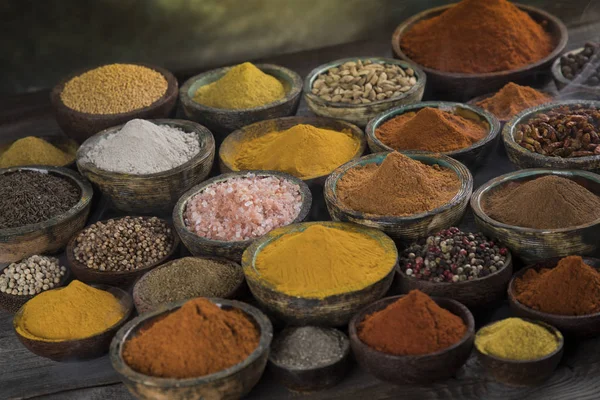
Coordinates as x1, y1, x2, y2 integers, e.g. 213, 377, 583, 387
476, 83, 552, 120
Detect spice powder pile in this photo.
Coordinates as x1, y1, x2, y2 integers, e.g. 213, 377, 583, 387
476, 83, 551, 121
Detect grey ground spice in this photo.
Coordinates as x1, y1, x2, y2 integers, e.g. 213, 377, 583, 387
270, 326, 347, 369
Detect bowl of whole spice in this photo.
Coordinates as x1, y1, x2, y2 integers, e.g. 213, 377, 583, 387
51, 63, 178, 143
0, 136, 78, 169
0, 166, 93, 263
304, 57, 426, 127
552, 43, 600, 93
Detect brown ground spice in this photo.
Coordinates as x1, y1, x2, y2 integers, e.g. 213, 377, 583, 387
476, 83, 552, 120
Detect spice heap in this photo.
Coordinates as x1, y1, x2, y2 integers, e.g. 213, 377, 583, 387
232, 124, 358, 179
184, 175, 302, 241
60, 64, 168, 114
475, 83, 552, 121
400, 0, 553, 74
311, 60, 417, 104
0, 256, 67, 296
475, 318, 560, 360
83, 119, 200, 174
0, 137, 74, 168
15, 280, 125, 341
270, 327, 347, 369
515, 256, 600, 316
484, 175, 600, 229
336, 152, 460, 216
515, 105, 600, 158
193, 62, 285, 109
0, 171, 80, 229
73, 217, 173, 272
560, 42, 600, 85
400, 228, 509, 283
123, 298, 260, 379
375, 108, 487, 152
254, 225, 395, 298
358, 290, 467, 356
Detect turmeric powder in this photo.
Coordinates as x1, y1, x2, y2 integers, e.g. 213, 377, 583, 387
0, 137, 74, 168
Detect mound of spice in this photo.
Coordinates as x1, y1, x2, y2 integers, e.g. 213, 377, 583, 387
0, 137, 74, 168
336, 152, 460, 216
193, 62, 285, 109
515, 256, 600, 316
0, 170, 80, 229
484, 175, 600, 229
123, 298, 260, 379
270, 327, 347, 369
232, 124, 359, 180
375, 107, 487, 152
400, 227, 509, 283
475, 318, 560, 360
0, 255, 67, 296
184, 175, 302, 241
400, 0, 553, 74
358, 290, 467, 356
254, 224, 395, 298
560, 42, 600, 85
475, 83, 552, 121
60, 64, 168, 114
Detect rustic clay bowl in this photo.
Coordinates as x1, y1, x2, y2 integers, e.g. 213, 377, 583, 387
475, 318, 564, 386
13, 284, 133, 362
471, 169, 600, 263
324, 152, 472, 243
349, 295, 475, 384
0, 135, 79, 169
366, 101, 500, 170
110, 298, 273, 400
51, 63, 178, 143
0, 166, 93, 263
304, 57, 426, 127
76, 119, 215, 215
173, 171, 312, 263
552, 47, 600, 94
242, 221, 398, 326
391, 4, 568, 100
180, 64, 302, 141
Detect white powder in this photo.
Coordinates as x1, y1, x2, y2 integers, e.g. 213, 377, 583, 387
84, 119, 201, 174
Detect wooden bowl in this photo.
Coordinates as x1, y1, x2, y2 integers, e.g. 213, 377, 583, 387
0, 166, 93, 263
50, 63, 178, 143
471, 169, 600, 263
503, 100, 600, 172
241, 221, 398, 326
304, 57, 426, 128
13, 284, 133, 362
66, 216, 180, 287
324, 152, 472, 243
110, 298, 273, 400
173, 170, 312, 263
349, 295, 475, 384
551, 47, 600, 94
475, 318, 564, 386
0, 135, 79, 169
365, 102, 501, 170
180, 64, 302, 141
508, 257, 600, 337
391, 4, 568, 100
76, 119, 215, 215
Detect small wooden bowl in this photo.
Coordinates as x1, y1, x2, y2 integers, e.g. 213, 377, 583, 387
503, 100, 600, 172
471, 169, 600, 263
475, 318, 564, 386
180, 64, 302, 140
324, 152, 472, 243
508, 257, 600, 337
365, 101, 500, 170
349, 295, 475, 384
110, 298, 273, 400
0, 166, 93, 263
391, 4, 568, 100
13, 284, 133, 362
173, 170, 312, 262
66, 216, 180, 287
0, 135, 79, 169
76, 119, 215, 215
304, 57, 426, 128
51, 63, 178, 143
242, 221, 398, 326
551, 47, 600, 94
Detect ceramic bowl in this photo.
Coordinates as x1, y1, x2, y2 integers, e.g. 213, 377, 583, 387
471, 169, 600, 263
110, 298, 273, 400
0, 166, 93, 263
304, 57, 426, 127
0, 135, 79, 169
50, 63, 178, 143
324, 152, 472, 243
551, 47, 600, 94
76, 119, 215, 215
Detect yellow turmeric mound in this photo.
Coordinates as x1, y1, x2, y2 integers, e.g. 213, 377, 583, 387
0, 137, 74, 168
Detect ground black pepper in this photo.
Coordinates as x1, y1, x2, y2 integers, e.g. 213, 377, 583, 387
270, 326, 347, 369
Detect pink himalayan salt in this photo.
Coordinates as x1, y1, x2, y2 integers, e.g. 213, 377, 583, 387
184, 175, 303, 241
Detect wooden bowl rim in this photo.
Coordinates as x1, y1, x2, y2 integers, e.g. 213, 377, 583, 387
467, 89, 555, 124
551, 46, 600, 91
0, 135, 79, 168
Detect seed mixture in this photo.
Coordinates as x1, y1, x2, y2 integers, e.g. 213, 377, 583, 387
270, 327, 347, 369
560, 42, 600, 85
0, 256, 67, 296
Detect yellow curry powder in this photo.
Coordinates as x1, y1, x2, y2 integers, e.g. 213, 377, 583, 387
0, 137, 74, 168
254, 225, 396, 298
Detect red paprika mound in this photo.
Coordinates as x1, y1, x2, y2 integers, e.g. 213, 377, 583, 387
476, 83, 552, 120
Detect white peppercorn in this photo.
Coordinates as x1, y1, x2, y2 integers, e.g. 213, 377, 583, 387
0, 255, 66, 296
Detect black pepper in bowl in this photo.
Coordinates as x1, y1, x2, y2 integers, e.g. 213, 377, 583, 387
560, 42, 600, 85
